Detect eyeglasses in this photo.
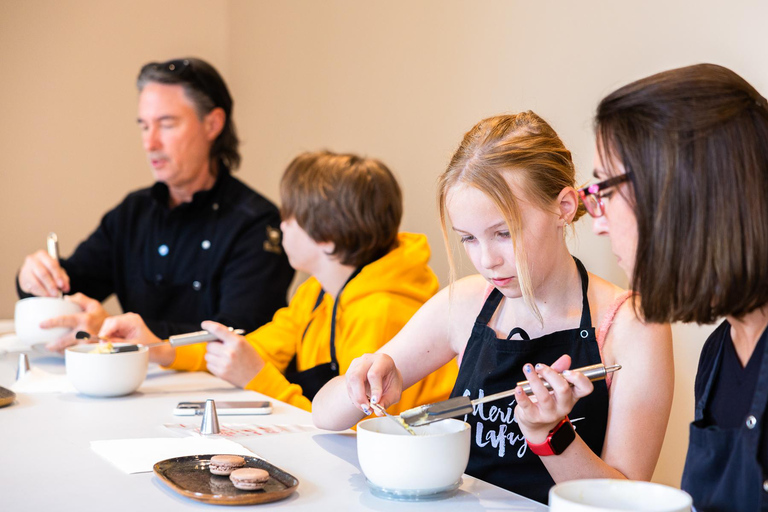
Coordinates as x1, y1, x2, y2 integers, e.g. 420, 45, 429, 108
577, 172, 632, 218
140, 59, 227, 111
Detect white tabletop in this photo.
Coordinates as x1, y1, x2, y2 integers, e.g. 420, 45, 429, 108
0, 348, 547, 511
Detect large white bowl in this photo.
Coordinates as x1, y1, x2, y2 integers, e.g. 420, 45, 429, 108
15, 297, 83, 343
357, 417, 470, 494
549, 479, 693, 512
65, 343, 149, 397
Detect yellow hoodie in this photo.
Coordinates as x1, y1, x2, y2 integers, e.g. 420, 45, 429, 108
168, 232, 458, 412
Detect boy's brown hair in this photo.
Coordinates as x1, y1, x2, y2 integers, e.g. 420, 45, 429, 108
280, 150, 402, 267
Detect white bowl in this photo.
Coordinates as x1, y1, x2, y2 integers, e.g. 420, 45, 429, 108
356, 417, 470, 494
65, 343, 149, 397
15, 297, 83, 343
549, 479, 693, 512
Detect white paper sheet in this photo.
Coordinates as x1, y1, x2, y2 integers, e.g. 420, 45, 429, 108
11, 366, 77, 393
90, 436, 255, 474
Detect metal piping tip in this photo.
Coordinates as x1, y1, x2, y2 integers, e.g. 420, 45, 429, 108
16, 353, 31, 381
200, 399, 221, 435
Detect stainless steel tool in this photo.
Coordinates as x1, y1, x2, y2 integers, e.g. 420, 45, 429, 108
46, 232, 62, 298
370, 402, 417, 435
75, 328, 245, 353
399, 363, 621, 427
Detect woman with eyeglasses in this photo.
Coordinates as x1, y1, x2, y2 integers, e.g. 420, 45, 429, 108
313, 111, 673, 504
588, 63, 768, 511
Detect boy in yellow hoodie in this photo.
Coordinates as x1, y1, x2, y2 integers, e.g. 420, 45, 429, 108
100, 151, 457, 412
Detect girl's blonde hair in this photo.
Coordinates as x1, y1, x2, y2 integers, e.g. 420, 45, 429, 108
437, 111, 585, 324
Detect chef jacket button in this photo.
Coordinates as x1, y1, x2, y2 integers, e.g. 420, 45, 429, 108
746, 415, 757, 429
580, 330, 589, 339
158, 244, 169, 256
212, 203, 219, 211
201, 240, 211, 250
764, 479, 768, 493
192, 281, 202, 291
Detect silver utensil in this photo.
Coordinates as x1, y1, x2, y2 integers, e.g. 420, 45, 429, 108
200, 399, 221, 435
370, 402, 417, 436
75, 328, 246, 353
400, 363, 622, 427
46, 232, 62, 298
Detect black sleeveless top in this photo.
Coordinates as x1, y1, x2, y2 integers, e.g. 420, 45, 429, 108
449, 258, 609, 504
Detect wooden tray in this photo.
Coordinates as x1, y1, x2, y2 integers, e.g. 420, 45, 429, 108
153, 454, 298, 505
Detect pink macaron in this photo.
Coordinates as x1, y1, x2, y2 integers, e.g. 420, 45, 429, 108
229, 468, 270, 491
209, 455, 246, 476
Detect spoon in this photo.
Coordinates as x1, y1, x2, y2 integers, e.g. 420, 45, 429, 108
75, 327, 246, 353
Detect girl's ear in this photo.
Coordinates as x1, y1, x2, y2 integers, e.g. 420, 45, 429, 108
556, 187, 579, 226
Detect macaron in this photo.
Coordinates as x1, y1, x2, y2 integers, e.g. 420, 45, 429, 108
229, 468, 270, 491
209, 455, 246, 476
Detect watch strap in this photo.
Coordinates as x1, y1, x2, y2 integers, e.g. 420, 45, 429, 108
526, 416, 575, 456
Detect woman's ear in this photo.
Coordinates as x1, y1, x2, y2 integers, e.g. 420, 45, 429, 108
204, 107, 226, 141
556, 187, 579, 225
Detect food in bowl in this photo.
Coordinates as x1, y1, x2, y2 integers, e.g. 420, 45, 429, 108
229, 468, 270, 490
14, 297, 83, 344
210, 455, 246, 476
356, 417, 470, 496
549, 479, 693, 511
65, 343, 149, 397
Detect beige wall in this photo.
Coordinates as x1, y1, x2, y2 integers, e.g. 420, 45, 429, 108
3, 0, 767, 488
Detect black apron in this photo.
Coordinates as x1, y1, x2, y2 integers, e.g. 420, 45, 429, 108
681, 324, 768, 511
284, 268, 362, 401
449, 258, 609, 504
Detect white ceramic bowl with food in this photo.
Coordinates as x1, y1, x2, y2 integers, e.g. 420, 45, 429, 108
356, 417, 470, 496
14, 297, 83, 344
549, 479, 693, 512
65, 343, 149, 397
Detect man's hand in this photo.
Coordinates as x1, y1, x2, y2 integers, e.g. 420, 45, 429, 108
100, 313, 172, 365
19, 250, 71, 297
43, 293, 109, 352
202, 321, 265, 388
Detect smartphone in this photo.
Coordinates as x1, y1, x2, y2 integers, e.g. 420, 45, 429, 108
173, 400, 272, 416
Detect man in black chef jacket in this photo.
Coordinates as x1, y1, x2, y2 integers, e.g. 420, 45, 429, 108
16, 57, 294, 350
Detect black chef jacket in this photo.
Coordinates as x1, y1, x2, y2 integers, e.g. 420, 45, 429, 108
18, 167, 294, 339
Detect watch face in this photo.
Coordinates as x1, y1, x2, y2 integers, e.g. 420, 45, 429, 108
550, 420, 576, 455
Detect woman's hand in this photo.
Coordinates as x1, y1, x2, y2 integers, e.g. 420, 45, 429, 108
202, 321, 265, 388
344, 353, 403, 414
514, 354, 594, 443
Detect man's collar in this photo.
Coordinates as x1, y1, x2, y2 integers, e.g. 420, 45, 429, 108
150, 164, 230, 210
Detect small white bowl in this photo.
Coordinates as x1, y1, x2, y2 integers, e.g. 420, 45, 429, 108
15, 297, 83, 343
549, 479, 693, 512
65, 343, 149, 397
356, 417, 470, 496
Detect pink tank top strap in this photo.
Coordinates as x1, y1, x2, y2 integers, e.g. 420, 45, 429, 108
596, 290, 633, 390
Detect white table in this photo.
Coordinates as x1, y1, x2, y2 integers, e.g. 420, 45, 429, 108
0, 348, 547, 511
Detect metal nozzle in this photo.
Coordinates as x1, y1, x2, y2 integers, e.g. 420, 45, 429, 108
200, 399, 221, 435
16, 353, 31, 381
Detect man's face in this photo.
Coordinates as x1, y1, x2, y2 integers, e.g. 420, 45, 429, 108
137, 82, 215, 190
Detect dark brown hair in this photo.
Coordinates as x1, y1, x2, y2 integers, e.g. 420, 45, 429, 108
596, 63, 768, 323
280, 150, 402, 267
137, 57, 241, 171
438, 111, 585, 324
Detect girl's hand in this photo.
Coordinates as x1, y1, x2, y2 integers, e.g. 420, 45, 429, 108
344, 353, 403, 415
514, 354, 594, 443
